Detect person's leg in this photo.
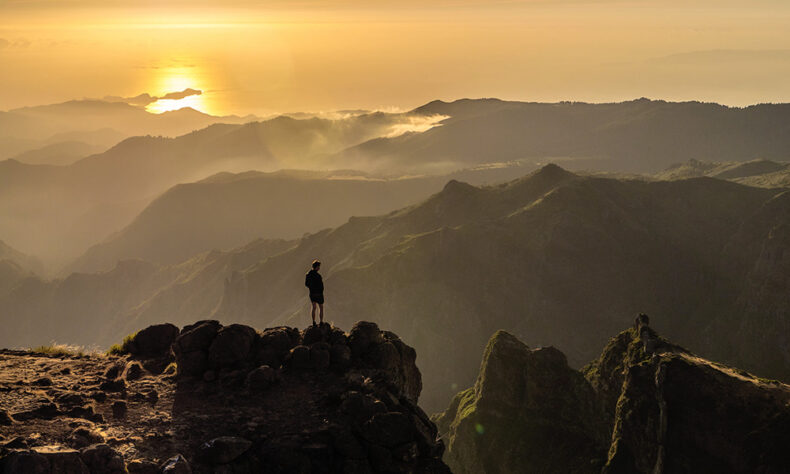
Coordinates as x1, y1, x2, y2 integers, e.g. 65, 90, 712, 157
311, 302, 317, 325
319, 303, 324, 324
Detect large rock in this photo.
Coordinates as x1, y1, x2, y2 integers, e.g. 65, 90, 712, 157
34, 445, 90, 474
172, 321, 221, 376
126, 323, 179, 358
198, 436, 252, 465
80, 444, 125, 474
348, 322, 384, 358
207, 324, 257, 369
437, 325, 790, 474
161, 454, 191, 474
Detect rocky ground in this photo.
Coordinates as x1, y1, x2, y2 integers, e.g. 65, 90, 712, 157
0, 321, 449, 473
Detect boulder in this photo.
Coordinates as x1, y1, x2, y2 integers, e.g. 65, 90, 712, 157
68, 427, 105, 449
126, 459, 159, 474
126, 323, 179, 358
175, 351, 207, 377
33, 445, 90, 474
198, 436, 252, 465
208, 324, 257, 369
245, 365, 278, 391
111, 401, 127, 419
284, 345, 311, 369
123, 361, 144, 381
161, 454, 192, 474
302, 324, 326, 346
330, 344, 352, 369
348, 322, 383, 358
104, 364, 121, 380
99, 378, 125, 393
80, 444, 126, 474
310, 342, 331, 370
360, 412, 416, 447
255, 327, 300, 367
1, 450, 50, 474
0, 409, 15, 425
174, 321, 221, 354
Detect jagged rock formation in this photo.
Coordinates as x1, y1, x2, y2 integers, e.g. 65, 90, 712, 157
435, 318, 790, 473
0, 321, 449, 473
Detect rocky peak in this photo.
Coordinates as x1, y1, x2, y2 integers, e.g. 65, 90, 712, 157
0, 320, 449, 473
436, 318, 790, 474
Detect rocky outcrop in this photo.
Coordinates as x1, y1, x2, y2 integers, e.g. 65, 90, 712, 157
436, 317, 790, 473
433, 331, 608, 473
0, 321, 448, 473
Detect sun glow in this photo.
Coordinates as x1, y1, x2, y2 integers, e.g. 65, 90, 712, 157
145, 67, 212, 114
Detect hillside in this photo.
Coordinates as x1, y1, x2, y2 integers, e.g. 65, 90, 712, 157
214, 165, 790, 410
2, 166, 789, 413
657, 159, 790, 188
0, 110, 434, 267
434, 319, 790, 473
65, 171, 450, 274
0, 320, 450, 473
0, 240, 43, 276
335, 98, 790, 174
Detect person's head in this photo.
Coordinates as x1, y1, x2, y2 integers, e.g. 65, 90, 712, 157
312, 259, 321, 270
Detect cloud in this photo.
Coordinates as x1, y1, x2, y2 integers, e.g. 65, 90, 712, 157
160, 88, 202, 101
104, 88, 202, 106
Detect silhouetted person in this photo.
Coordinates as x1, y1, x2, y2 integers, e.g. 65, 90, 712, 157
305, 260, 324, 326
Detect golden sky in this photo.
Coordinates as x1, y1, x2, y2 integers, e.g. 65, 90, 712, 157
2, 1, 790, 115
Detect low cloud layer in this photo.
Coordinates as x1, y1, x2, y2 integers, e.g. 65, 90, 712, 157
105, 88, 202, 106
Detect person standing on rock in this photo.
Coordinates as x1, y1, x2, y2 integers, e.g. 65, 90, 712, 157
305, 260, 324, 326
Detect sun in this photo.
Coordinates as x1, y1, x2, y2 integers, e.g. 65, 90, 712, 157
145, 68, 212, 114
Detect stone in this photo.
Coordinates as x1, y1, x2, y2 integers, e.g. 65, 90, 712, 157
331, 428, 367, 459
32, 445, 90, 474
99, 378, 126, 392
69, 427, 105, 449
203, 370, 217, 382
1, 450, 50, 474
348, 321, 383, 358
245, 365, 277, 390
161, 454, 192, 474
32, 377, 52, 386
256, 327, 299, 363
330, 344, 352, 369
198, 436, 252, 465
3, 436, 29, 449
175, 351, 207, 377
55, 392, 87, 406
80, 443, 126, 474
126, 323, 179, 358
360, 412, 415, 447
302, 324, 326, 346
126, 459, 159, 474
89, 391, 107, 402
175, 321, 221, 352
284, 345, 311, 369
124, 362, 144, 381
0, 409, 15, 425
310, 342, 331, 370
208, 324, 257, 369
104, 365, 121, 380
111, 401, 127, 419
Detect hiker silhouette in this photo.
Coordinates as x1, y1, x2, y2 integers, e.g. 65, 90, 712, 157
305, 260, 324, 326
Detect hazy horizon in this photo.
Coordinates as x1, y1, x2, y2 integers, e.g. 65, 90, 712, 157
3, 0, 790, 116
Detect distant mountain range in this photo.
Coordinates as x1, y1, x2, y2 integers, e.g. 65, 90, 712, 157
3, 97, 790, 268
0, 99, 257, 160
2, 166, 789, 413
0, 110, 434, 267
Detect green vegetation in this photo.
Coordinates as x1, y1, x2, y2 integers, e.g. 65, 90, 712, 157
31, 344, 85, 357
106, 331, 137, 356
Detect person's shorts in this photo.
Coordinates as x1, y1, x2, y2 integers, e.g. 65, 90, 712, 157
310, 293, 324, 304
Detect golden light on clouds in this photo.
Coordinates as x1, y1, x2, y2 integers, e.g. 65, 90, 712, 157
1, 1, 790, 113
146, 67, 211, 114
